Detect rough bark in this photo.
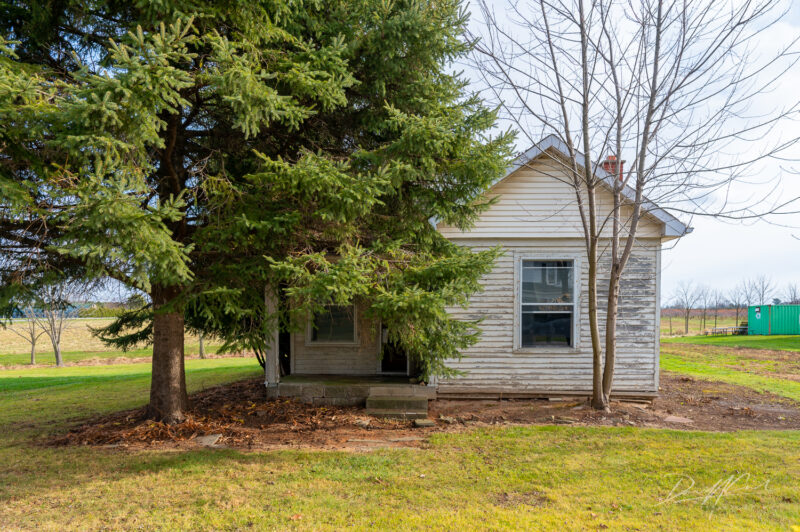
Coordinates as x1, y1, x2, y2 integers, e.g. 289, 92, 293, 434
602, 268, 620, 400
147, 283, 188, 424
588, 242, 606, 410
54, 343, 63, 367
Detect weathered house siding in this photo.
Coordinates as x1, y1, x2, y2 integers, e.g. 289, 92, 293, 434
437, 157, 664, 240
290, 307, 381, 375
434, 149, 668, 397
273, 138, 684, 397
438, 238, 661, 396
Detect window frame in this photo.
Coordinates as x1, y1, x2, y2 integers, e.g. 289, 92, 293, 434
513, 254, 581, 352
305, 303, 359, 346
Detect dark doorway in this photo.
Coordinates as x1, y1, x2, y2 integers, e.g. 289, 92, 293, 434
380, 337, 408, 374
278, 330, 291, 376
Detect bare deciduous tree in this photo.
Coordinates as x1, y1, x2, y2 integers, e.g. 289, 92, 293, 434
674, 281, 702, 335
750, 275, 776, 306
471, 0, 800, 409
711, 289, 727, 330
783, 283, 800, 304
697, 285, 712, 332
8, 306, 45, 365
31, 280, 90, 367
728, 284, 746, 326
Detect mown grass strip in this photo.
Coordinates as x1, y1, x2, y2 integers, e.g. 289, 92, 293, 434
661, 353, 800, 402
662, 334, 800, 352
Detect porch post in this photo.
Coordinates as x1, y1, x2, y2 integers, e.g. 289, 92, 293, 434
264, 285, 280, 397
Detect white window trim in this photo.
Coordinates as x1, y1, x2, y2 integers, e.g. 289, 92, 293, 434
513, 253, 581, 353
305, 303, 359, 346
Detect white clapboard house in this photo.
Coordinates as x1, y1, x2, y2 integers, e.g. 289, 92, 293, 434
264, 135, 690, 400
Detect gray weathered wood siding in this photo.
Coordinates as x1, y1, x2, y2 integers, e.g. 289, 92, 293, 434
290, 306, 381, 375
437, 157, 664, 240
286, 155, 666, 395
438, 238, 661, 396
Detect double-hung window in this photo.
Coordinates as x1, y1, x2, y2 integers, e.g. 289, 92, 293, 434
310, 305, 356, 344
520, 260, 575, 348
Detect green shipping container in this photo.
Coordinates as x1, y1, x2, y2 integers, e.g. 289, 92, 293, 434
748, 305, 800, 335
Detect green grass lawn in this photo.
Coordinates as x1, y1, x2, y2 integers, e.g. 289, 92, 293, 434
660, 337, 800, 404
1, 356, 800, 529
663, 334, 800, 352
0, 342, 222, 367
661, 353, 800, 402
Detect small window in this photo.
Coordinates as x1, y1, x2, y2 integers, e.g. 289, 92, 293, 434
520, 260, 575, 347
311, 305, 356, 343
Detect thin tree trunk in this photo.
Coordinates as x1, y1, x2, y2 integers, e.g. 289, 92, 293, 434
602, 269, 620, 400
588, 242, 606, 410
53, 341, 63, 367
147, 284, 188, 424
30, 340, 36, 365
199, 334, 205, 359
684, 312, 689, 334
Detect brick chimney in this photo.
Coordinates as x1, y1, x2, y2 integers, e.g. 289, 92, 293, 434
601, 155, 624, 181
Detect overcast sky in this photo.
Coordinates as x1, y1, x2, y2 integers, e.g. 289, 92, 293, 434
466, 0, 800, 303
659, 3, 800, 302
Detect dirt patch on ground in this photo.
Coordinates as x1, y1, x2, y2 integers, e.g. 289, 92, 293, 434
49, 373, 800, 451
432, 373, 800, 432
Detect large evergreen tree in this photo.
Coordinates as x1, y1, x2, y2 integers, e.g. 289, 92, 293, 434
1, 1, 512, 423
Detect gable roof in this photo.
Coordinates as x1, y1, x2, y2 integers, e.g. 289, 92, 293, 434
497, 134, 691, 238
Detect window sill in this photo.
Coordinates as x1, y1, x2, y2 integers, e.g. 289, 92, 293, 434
512, 346, 581, 355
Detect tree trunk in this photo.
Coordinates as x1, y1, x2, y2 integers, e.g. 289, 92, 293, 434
30, 340, 36, 365
684, 312, 689, 334
199, 334, 205, 359
53, 340, 63, 367
588, 242, 607, 410
147, 284, 188, 424
602, 268, 621, 400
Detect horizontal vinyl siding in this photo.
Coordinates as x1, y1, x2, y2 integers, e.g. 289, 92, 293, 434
440, 238, 660, 395
437, 158, 663, 240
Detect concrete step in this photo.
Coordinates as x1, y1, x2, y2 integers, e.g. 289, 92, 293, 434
369, 386, 437, 399
366, 396, 428, 411
366, 394, 429, 420
365, 409, 429, 420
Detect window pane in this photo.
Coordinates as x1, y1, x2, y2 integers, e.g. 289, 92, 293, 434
522, 304, 573, 313
312, 305, 355, 342
521, 260, 573, 304
521, 312, 572, 347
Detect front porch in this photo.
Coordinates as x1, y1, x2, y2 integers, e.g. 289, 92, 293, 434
265, 375, 434, 419
267, 375, 436, 406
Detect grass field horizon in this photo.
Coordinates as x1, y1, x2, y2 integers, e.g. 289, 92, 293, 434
662, 334, 800, 352
0, 318, 220, 358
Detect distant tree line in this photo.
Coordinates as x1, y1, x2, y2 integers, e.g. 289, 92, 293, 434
8, 282, 148, 366
664, 276, 799, 335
